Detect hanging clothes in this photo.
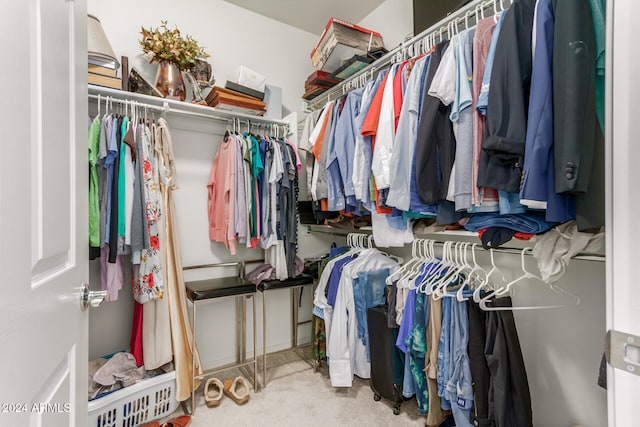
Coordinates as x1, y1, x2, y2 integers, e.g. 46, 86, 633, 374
155, 118, 203, 402
478, 0, 536, 193
519, 0, 576, 223
552, 0, 605, 231
207, 134, 237, 254
471, 17, 500, 213
326, 248, 399, 387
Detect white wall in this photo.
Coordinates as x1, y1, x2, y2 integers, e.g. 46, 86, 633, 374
87, 0, 317, 117
86, 0, 317, 365
358, 0, 414, 50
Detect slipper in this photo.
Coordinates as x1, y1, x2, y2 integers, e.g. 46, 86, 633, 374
139, 422, 160, 427
223, 376, 250, 405
161, 415, 191, 427
204, 377, 224, 408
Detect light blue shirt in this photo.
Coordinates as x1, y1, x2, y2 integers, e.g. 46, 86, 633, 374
387, 56, 429, 211
338, 89, 363, 207
450, 27, 476, 211
326, 102, 345, 211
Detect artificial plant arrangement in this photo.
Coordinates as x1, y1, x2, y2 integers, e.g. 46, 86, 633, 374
139, 20, 209, 72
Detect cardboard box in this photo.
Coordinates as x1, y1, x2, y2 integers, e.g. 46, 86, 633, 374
310, 18, 384, 72
232, 66, 267, 92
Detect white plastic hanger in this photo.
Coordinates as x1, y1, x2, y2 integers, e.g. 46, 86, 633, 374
472, 248, 506, 303
478, 248, 581, 311
406, 239, 432, 284
386, 239, 420, 285
419, 241, 451, 295
457, 243, 486, 301
433, 242, 469, 300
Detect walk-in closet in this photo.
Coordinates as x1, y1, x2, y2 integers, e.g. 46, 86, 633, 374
1, 0, 638, 426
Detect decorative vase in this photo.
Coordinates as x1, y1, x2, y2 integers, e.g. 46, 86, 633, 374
155, 60, 186, 101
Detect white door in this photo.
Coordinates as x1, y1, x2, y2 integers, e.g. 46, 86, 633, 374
608, 0, 640, 425
0, 1, 88, 426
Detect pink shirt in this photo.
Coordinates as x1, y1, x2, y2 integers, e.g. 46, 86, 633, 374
472, 17, 500, 208
207, 136, 237, 254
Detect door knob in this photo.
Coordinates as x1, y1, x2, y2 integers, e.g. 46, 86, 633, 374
80, 283, 108, 311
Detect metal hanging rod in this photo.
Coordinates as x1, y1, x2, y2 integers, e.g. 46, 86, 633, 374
304, 0, 512, 112
88, 85, 290, 128
305, 225, 605, 262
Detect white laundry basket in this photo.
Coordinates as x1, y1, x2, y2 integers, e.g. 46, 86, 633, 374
88, 371, 179, 427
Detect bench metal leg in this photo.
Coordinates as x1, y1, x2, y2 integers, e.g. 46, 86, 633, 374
191, 301, 197, 415
262, 291, 267, 388
252, 294, 258, 392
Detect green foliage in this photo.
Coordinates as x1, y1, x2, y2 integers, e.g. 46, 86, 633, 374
139, 21, 209, 71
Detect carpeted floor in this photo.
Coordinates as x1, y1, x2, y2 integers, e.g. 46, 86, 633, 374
162, 348, 425, 426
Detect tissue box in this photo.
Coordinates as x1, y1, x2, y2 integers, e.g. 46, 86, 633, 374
232, 66, 266, 92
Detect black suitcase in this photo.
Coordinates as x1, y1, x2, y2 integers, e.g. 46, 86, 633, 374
367, 305, 405, 415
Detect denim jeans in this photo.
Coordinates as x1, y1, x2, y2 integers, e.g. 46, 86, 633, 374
445, 299, 474, 427
407, 290, 430, 414
402, 353, 417, 398
396, 287, 417, 398
353, 268, 390, 360
463, 211, 556, 234
437, 297, 452, 410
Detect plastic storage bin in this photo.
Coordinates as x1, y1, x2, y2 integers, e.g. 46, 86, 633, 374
88, 371, 178, 427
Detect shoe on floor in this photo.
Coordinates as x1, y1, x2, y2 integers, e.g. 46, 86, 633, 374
223, 376, 250, 405
161, 415, 191, 427
204, 377, 224, 408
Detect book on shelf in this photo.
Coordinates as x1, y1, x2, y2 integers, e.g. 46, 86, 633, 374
210, 99, 266, 116
302, 85, 328, 100
305, 69, 342, 88
88, 72, 122, 90
88, 57, 119, 70
120, 56, 129, 91
205, 86, 267, 110
224, 81, 265, 101
88, 63, 117, 77
209, 92, 266, 111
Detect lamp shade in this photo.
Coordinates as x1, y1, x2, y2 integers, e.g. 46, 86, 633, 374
87, 14, 119, 69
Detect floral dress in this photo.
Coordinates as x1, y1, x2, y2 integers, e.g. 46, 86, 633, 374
133, 124, 164, 303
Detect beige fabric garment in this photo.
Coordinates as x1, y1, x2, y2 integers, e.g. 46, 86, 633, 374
426, 296, 446, 427
142, 295, 173, 370
155, 118, 202, 402
143, 122, 173, 371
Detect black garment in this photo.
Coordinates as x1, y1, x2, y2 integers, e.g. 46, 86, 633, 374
387, 281, 399, 328
485, 296, 533, 427
287, 143, 301, 277
574, 125, 605, 231
553, 0, 604, 231
415, 40, 456, 205
468, 301, 492, 427
478, 0, 536, 193
108, 117, 121, 263
481, 227, 516, 249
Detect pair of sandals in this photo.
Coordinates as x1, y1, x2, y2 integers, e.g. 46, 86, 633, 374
204, 376, 251, 407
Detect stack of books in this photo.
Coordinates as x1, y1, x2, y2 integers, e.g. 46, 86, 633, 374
88, 59, 122, 90
303, 70, 341, 100
205, 85, 266, 116
310, 18, 384, 73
